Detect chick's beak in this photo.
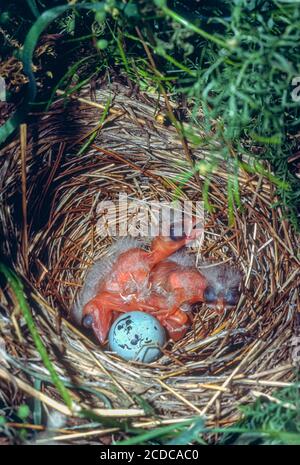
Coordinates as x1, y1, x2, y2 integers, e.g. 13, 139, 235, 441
215, 298, 225, 315
91, 311, 109, 345
83, 301, 113, 345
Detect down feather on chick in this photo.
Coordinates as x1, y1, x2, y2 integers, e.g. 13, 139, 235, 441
72, 238, 144, 324
198, 262, 242, 312
72, 231, 243, 344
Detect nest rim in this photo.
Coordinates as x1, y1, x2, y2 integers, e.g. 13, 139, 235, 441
0, 81, 299, 439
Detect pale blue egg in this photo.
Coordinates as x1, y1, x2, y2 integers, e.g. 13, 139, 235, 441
108, 311, 166, 363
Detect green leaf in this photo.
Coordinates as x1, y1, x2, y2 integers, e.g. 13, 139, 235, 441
165, 418, 206, 445
17, 404, 30, 420
96, 39, 108, 50
123, 3, 139, 18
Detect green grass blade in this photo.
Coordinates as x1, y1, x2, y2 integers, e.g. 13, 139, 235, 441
157, 2, 230, 49
115, 418, 198, 445
26, 0, 40, 18
0, 263, 73, 410
76, 96, 112, 156
165, 417, 206, 445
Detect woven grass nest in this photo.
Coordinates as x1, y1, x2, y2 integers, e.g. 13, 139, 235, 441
1, 80, 299, 442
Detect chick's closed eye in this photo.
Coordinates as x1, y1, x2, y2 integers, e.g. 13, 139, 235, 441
82, 314, 94, 328
203, 286, 217, 303
224, 288, 240, 306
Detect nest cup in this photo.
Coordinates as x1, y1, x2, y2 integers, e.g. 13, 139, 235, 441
0, 81, 299, 432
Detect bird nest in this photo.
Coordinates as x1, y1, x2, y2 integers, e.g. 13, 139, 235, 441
0, 80, 299, 443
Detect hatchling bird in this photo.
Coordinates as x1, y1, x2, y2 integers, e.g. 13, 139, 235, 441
72, 227, 242, 344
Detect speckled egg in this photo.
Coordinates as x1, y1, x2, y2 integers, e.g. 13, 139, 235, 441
108, 311, 166, 363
